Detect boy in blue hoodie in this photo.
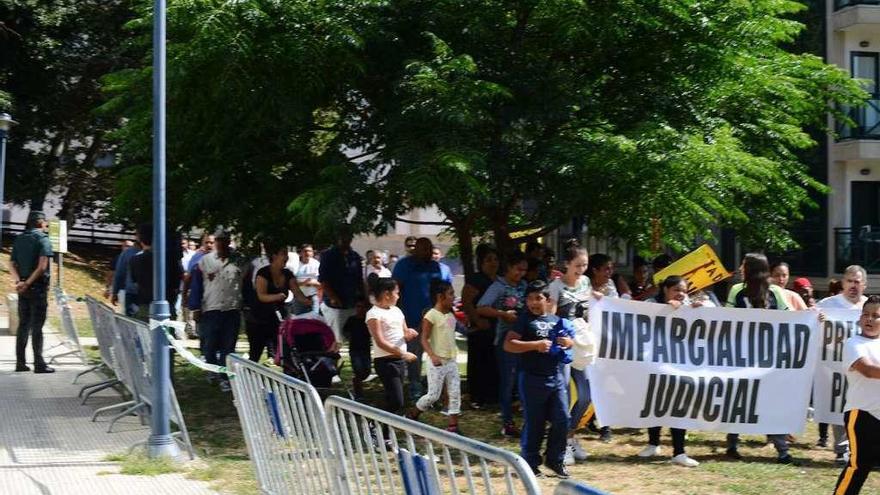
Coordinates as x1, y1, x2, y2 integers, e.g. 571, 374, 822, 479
504, 280, 574, 478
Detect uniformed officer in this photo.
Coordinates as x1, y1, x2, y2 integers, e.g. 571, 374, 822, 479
10, 210, 54, 373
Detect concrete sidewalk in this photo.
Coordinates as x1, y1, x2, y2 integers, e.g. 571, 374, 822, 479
0, 330, 219, 495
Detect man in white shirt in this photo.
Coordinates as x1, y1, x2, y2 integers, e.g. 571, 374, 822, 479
820, 265, 868, 310
195, 230, 242, 392
365, 250, 392, 278
293, 244, 321, 315
818, 264, 868, 463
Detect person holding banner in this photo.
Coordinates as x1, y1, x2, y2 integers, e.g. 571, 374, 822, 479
586, 252, 618, 442
819, 266, 868, 310
639, 275, 701, 467
504, 280, 574, 479
548, 245, 595, 465
832, 295, 880, 495
725, 252, 795, 464
771, 262, 807, 311
818, 265, 868, 465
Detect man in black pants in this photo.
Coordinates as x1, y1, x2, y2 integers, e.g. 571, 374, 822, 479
10, 211, 54, 373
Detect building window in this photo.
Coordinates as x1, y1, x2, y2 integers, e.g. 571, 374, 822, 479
839, 52, 880, 140
836, 0, 880, 10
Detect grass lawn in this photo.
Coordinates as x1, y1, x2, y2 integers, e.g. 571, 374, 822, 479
162, 352, 880, 495
6, 245, 879, 494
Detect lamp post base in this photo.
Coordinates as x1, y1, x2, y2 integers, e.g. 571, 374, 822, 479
147, 435, 183, 459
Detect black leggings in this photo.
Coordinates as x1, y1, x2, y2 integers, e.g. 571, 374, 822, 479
246, 320, 277, 362
374, 357, 407, 415
648, 427, 686, 456
466, 328, 498, 404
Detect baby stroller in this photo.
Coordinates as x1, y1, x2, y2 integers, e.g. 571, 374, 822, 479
275, 314, 344, 390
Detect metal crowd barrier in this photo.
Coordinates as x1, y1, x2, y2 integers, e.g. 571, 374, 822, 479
82, 297, 134, 413
325, 395, 542, 495
113, 315, 195, 458
226, 354, 345, 495
227, 350, 617, 495
553, 480, 612, 495
81, 299, 194, 459
47, 287, 88, 367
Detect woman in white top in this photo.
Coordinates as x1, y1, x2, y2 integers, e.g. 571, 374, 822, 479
366, 277, 417, 415
548, 246, 594, 465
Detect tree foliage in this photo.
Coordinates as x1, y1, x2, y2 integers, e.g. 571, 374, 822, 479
325, 0, 865, 259
101, 0, 864, 265
0, 0, 138, 224
102, 0, 367, 247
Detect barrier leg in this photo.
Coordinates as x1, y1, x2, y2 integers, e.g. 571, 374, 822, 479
108, 401, 146, 433
79, 379, 115, 398
170, 391, 195, 459
73, 364, 102, 384
81, 379, 122, 404
48, 348, 81, 364
92, 400, 138, 422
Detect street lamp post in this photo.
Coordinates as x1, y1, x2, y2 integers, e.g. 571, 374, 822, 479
0, 113, 18, 249
147, 0, 180, 459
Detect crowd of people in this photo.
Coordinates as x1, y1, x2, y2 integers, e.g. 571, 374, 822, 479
101, 228, 880, 493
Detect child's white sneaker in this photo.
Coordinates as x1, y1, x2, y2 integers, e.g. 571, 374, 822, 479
671, 453, 699, 467
570, 438, 589, 461
563, 444, 575, 466
638, 445, 662, 457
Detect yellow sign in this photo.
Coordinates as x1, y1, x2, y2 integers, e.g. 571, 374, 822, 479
48, 220, 68, 253
652, 244, 731, 293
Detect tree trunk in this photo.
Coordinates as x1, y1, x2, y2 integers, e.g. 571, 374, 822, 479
491, 209, 516, 257
453, 219, 475, 279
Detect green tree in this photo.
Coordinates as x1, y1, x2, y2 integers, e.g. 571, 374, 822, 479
104, 0, 865, 270
305, 0, 864, 273
0, 0, 138, 224
102, 0, 366, 247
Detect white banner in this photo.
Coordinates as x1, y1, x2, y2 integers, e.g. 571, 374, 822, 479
812, 309, 860, 425
587, 298, 820, 434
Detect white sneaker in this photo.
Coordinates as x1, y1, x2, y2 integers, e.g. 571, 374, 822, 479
563, 444, 575, 466
570, 438, 589, 461
638, 445, 662, 457
671, 453, 699, 467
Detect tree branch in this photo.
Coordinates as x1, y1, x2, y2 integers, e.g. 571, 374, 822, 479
394, 216, 453, 226
511, 224, 559, 244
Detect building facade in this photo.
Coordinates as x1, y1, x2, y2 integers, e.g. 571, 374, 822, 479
828, 1, 880, 282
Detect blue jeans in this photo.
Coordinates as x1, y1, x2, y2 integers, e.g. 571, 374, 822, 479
568, 367, 591, 430
496, 345, 518, 423
519, 371, 570, 468
200, 310, 241, 376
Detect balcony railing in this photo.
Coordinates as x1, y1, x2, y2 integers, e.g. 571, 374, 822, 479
835, 0, 880, 10
834, 227, 880, 273
837, 94, 880, 140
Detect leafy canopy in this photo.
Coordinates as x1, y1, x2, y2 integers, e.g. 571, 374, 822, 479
103, 0, 865, 257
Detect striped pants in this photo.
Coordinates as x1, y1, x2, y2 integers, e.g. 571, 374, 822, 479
834, 409, 880, 495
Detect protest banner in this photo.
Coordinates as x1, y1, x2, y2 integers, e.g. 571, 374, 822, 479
652, 244, 732, 293
587, 298, 820, 434
812, 308, 860, 425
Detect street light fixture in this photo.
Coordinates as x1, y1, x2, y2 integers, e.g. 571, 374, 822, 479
146, 0, 180, 460
0, 113, 19, 250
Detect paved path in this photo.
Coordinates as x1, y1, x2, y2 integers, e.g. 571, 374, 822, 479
0, 330, 219, 495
